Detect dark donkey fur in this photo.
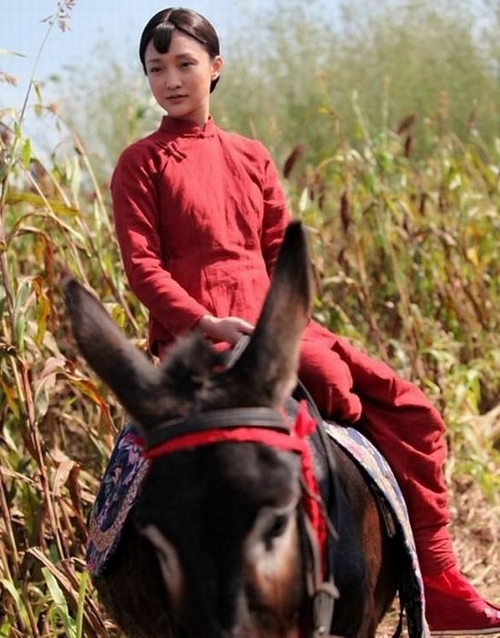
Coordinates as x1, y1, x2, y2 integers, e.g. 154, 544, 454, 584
64, 222, 399, 638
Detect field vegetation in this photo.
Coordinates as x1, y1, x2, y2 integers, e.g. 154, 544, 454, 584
1, 0, 500, 635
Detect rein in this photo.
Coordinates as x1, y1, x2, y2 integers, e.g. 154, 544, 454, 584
140, 401, 337, 638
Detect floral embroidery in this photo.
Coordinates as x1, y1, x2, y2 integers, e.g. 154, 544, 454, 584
324, 422, 429, 638
86, 421, 149, 575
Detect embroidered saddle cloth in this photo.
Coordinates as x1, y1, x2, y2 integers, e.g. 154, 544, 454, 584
323, 421, 429, 638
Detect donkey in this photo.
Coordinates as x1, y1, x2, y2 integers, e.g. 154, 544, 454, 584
64, 222, 404, 638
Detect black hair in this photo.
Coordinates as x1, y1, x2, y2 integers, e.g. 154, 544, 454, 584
139, 7, 221, 93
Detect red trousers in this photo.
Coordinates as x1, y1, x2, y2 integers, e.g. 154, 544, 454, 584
299, 321, 455, 576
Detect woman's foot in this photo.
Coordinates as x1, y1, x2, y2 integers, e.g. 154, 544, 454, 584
424, 567, 500, 636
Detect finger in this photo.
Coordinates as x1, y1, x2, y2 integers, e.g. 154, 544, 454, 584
239, 321, 254, 333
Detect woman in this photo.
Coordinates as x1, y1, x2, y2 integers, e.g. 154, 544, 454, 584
110, 7, 500, 634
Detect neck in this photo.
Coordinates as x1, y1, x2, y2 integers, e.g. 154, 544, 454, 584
166, 113, 210, 129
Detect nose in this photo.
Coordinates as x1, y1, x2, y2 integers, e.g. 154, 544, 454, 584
165, 69, 182, 90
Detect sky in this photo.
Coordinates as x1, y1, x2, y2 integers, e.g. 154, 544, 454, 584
0, 0, 269, 111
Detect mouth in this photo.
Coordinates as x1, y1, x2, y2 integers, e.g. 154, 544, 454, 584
167, 95, 187, 103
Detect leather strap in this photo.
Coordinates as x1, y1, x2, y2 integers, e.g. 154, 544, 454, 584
300, 510, 338, 638
145, 407, 290, 450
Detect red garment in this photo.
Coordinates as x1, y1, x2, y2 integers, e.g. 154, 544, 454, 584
111, 115, 454, 576
300, 321, 452, 575
111, 116, 289, 355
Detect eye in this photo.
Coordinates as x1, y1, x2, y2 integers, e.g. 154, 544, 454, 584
263, 513, 289, 547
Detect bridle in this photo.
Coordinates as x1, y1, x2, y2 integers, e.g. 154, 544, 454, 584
143, 407, 290, 449
141, 402, 338, 638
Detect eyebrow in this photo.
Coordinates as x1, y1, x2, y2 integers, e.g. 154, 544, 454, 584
146, 52, 198, 64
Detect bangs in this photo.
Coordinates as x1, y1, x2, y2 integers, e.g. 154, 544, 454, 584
139, 8, 220, 75
151, 22, 175, 55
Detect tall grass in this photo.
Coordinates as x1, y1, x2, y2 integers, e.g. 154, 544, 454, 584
215, 0, 500, 161
0, 5, 140, 635
1, 0, 500, 635
283, 116, 500, 490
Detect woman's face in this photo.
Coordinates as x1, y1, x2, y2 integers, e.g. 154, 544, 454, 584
144, 30, 222, 127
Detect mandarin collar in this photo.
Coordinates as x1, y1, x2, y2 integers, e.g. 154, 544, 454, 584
159, 116, 215, 137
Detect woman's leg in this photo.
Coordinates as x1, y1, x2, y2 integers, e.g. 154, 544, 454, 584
299, 325, 500, 634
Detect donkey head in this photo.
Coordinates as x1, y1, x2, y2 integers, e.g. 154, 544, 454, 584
65, 222, 313, 638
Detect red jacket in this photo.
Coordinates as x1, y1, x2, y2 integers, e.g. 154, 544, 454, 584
111, 116, 289, 355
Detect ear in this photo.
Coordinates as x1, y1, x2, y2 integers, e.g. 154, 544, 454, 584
211, 55, 223, 81
63, 278, 169, 425
230, 221, 312, 405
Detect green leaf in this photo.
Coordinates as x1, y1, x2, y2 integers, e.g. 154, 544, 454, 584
21, 138, 31, 167
0, 578, 30, 628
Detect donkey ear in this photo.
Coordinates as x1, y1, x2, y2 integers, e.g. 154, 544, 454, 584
231, 221, 312, 404
63, 278, 168, 425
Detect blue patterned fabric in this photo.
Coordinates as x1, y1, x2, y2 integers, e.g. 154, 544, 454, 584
86, 423, 149, 576
323, 422, 429, 638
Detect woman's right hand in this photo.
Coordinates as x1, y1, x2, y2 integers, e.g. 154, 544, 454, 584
197, 315, 254, 346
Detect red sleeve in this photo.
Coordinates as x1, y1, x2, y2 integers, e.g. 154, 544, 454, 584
258, 143, 292, 276
111, 146, 209, 336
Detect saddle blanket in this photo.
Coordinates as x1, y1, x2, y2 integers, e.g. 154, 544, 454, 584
323, 422, 429, 638
86, 420, 429, 638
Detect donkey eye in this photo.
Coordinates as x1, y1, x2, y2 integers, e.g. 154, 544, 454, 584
265, 513, 289, 542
